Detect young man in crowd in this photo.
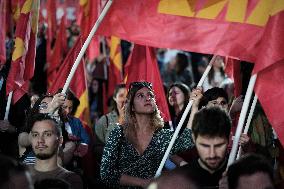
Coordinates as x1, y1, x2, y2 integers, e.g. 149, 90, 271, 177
28, 113, 83, 189
174, 107, 231, 188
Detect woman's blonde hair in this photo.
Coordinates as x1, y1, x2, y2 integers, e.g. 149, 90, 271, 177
121, 82, 164, 138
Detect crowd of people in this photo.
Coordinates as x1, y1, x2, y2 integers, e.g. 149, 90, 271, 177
1, 22, 284, 189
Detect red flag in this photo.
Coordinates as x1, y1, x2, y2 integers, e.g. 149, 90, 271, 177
47, 15, 67, 85
108, 36, 123, 98
0, 0, 7, 64
125, 44, 170, 122
79, 0, 99, 62
46, 0, 57, 67
48, 36, 91, 128
254, 5, 284, 146
224, 57, 242, 97
6, 0, 40, 103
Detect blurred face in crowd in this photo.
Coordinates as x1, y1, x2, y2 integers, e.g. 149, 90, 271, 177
62, 99, 73, 119
30, 120, 62, 160
91, 79, 99, 94
213, 56, 224, 68
194, 135, 228, 172
236, 172, 274, 189
38, 97, 53, 114
207, 97, 228, 112
168, 86, 186, 109
132, 87, 155, 115
114, 88, 127, 110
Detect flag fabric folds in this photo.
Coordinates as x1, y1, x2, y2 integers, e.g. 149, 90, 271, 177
0, 0, 7, 64
6, 0, 39, 103
47, 15, 67, 85
125, 44, 171, 122
79, 0, 100, 62
48, 36, 91, 128
108, 36, 123, 98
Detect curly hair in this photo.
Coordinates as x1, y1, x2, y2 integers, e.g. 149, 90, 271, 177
121, 82, 164, 138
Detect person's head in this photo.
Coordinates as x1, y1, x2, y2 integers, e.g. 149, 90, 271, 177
123, 82, 163, 131
34, 178, 70, 189
192, 107, 231, 172
112, 84, 127, 113
168, 83, 190, 111
61, 89, 80, 119
28, 113, 63, 160
147, 167, 200, 189
227, 153, 274, 189
199, 87, 229, 111
91, 78, 99, 94
0, 155, 33, 189
31, 94, 54, 114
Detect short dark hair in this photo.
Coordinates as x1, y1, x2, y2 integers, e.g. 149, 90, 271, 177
27, 113, 62, 137
199, 87, 228, 108
227, 153, 274, 189
192, 107, 231, 140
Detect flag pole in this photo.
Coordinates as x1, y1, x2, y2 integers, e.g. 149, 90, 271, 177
227, 74, 257, 167
155, 55, 217, 177
4, 92, 13, 120
236, 94, 258, 159
62, 0, 113, 94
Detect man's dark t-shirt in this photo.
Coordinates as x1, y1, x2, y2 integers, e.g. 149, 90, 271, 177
29, 166, 83, 189
177, 158, 227, 188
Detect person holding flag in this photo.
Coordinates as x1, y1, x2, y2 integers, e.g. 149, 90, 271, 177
100, 81, 194, 188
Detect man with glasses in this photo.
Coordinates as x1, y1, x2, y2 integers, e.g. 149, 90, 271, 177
28, 113, 83, 189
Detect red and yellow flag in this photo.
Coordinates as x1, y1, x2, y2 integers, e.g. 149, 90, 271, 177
6, 0, 39, 103
48, 36, 91, 129
97, 0, 284, 146
108, 36, 123, 98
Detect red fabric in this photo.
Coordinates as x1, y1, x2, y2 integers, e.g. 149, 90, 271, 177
255, 60, 284, 147
96, 1, 260, 63
47, 15, 67, 85
48, 36, 84, 94
6, 0, 39, 103
0, 0, 6, 64
79, 0, 99, 62
224, 57, 242, 97
253, 7, 284, 147
46, 0, 57, 70
125, 44, 171, 122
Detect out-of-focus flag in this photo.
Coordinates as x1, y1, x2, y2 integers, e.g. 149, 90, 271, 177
0, 0, 7, 64
224, 57, 242, 97
108, 36, 123, 98
48, 36, 91, 128
6, 0, 40, 103
47, 15, 67, 86
125, 44, 171, 122
46, 0, 57, 66
79, 0, 100, 62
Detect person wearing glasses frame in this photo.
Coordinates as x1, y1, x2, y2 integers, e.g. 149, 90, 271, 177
100, 81, 194, 188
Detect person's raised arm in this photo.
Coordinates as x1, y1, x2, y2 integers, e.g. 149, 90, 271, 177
187, 87, 203, 129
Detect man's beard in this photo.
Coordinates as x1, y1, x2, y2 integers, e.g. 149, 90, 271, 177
200, 156, 224, 171
35, 148, 57, 160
